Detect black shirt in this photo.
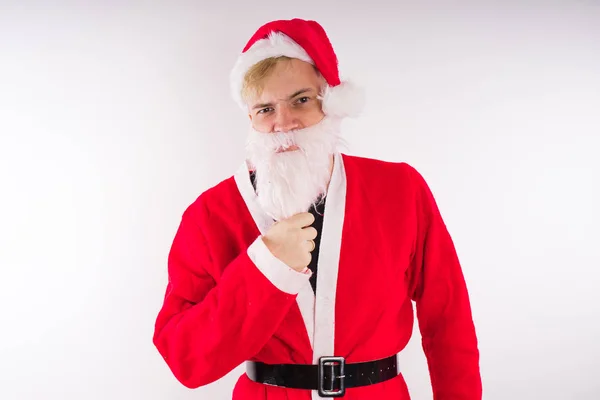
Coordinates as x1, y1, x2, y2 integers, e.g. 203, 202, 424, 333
250, 171, 325, 293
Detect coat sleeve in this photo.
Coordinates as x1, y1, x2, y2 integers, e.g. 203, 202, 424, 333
406, 165, 482, 399
153, 204, 311, 389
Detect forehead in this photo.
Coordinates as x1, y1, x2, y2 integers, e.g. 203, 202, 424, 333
254, 59, 322, 101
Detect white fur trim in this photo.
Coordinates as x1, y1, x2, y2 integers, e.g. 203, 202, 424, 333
230, 31, 314, 111
311, 152, 347, 399
234, 163, 274, 235
320, 80, 365, 118
247, 236, 311, 295
296, 281, 316, 349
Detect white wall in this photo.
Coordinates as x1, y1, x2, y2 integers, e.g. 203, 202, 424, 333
1, 1, 599, 399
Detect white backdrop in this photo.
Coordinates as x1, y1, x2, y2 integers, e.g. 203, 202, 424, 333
1, 1, 599, 399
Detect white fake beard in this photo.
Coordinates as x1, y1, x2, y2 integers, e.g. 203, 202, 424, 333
245, 116, 343, 221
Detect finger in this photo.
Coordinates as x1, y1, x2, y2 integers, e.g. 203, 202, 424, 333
289, 212, 315, 228
300, 226, 318, 240
301, 251, 313, 267
302, 239, 316, 253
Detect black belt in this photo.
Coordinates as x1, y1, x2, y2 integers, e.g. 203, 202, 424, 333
246, 355, 398, 397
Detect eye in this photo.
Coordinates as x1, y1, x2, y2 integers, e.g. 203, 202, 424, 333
257, 107, 273, 115
295, 96, 310, 104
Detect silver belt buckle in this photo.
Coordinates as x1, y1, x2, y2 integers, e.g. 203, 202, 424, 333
318, 356, 346, 397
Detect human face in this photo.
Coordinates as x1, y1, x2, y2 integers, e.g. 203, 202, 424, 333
247, 58, 325, 141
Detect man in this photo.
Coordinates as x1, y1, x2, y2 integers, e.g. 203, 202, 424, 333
153, 18, 482, 399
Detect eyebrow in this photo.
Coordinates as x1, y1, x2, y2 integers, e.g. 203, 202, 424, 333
251, 88, 314, 110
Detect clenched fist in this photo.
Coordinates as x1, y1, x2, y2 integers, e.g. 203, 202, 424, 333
262, 212, 318, 272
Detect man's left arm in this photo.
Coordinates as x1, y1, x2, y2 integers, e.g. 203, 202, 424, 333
405, 164, 482, 400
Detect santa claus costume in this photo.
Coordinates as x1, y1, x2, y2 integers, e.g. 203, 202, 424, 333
153, 18, 482, 399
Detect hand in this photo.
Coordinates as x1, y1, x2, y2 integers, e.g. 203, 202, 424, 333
262, 212, 318, 272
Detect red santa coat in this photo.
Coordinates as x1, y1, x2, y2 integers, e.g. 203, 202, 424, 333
153, 152, 482, 399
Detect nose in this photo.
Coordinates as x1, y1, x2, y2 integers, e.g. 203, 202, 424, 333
273, 106, 300, 133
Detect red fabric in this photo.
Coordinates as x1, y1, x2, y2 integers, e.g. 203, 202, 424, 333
242, 18, 341, 87
153, 154, 482, 399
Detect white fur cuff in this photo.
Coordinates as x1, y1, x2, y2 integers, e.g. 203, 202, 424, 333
247, 236, 312, 295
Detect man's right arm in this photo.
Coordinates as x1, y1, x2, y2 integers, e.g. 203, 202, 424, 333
152, 206, 311, 389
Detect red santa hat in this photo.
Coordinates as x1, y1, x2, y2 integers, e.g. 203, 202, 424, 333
230, 18, 364, 118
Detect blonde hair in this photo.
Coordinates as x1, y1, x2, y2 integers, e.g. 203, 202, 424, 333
242, 56, 321, 102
